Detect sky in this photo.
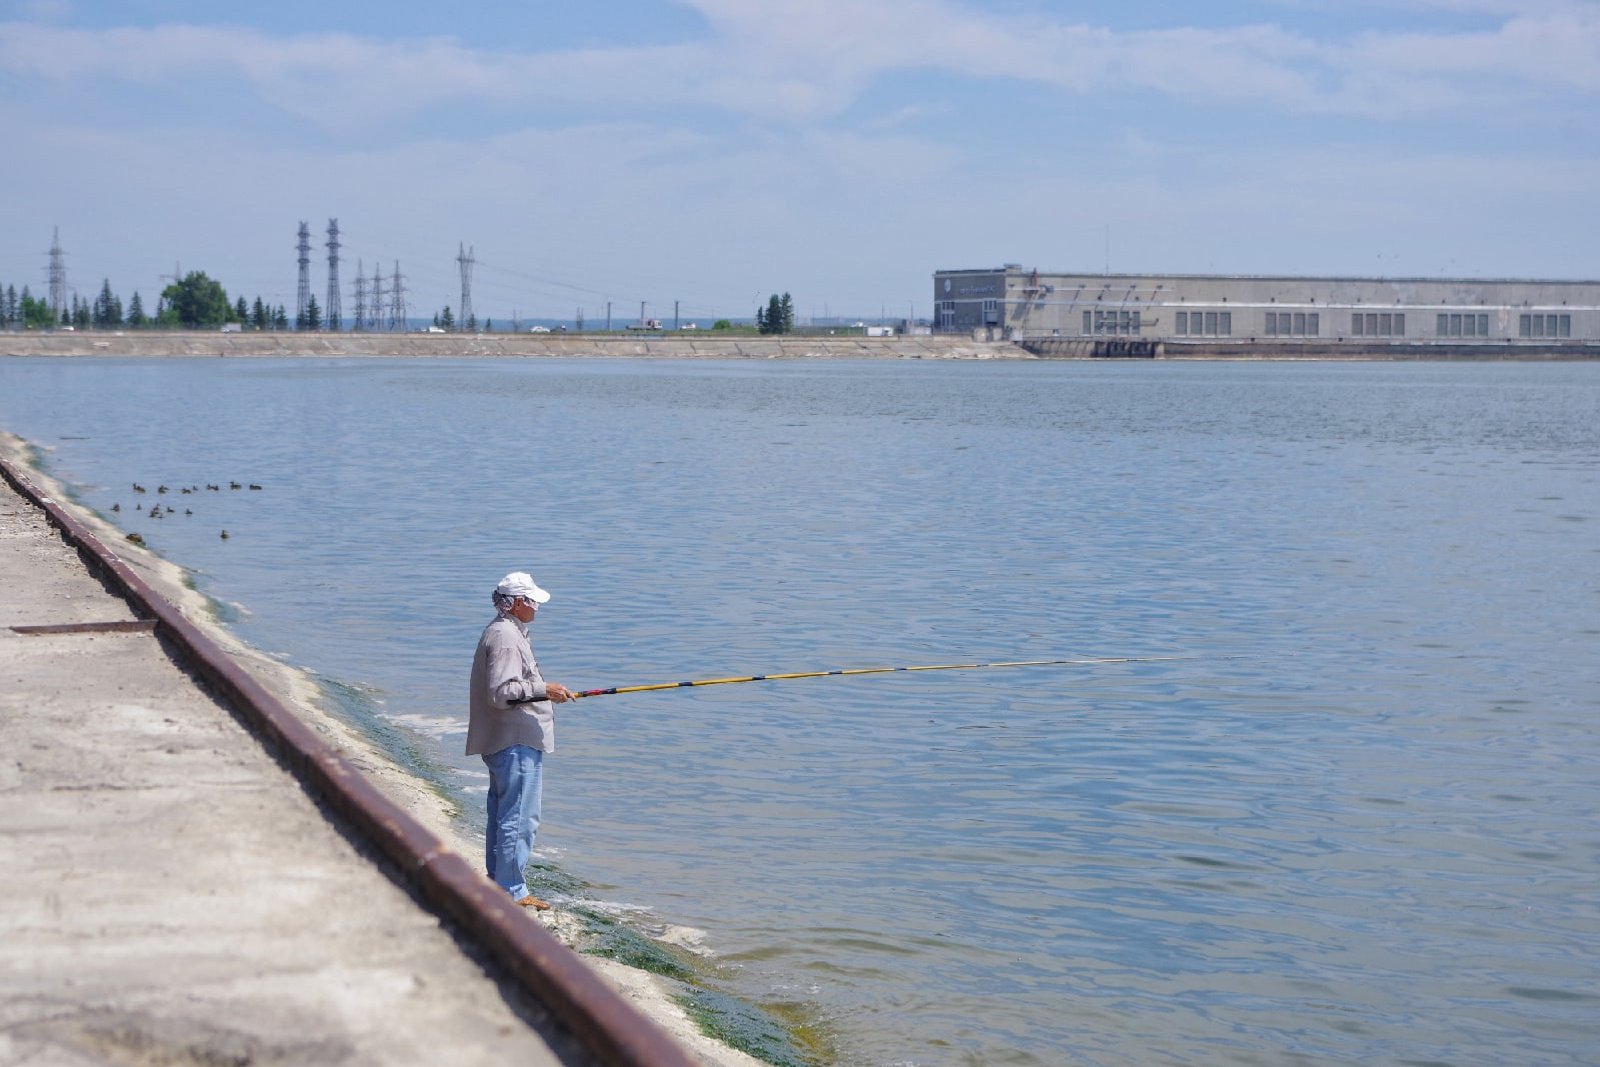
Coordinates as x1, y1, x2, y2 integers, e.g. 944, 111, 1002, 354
1, 0, 1597, 325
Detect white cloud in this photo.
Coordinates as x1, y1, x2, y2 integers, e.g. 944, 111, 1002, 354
2, 2, 1595, 312
2, 2, 1596, 134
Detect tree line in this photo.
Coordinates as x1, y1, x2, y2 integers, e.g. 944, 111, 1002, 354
0, 272, 298, 331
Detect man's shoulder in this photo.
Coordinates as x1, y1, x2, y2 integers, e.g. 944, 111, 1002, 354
479, 616, 520, 643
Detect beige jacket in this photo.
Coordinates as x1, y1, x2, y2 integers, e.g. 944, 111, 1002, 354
465, 615, 554, 756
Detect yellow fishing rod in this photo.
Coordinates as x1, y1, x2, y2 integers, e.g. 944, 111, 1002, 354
568, 654, 1201, 700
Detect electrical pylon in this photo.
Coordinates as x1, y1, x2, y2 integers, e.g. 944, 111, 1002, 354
324, 219, 342, 332
457, 242, 474, 332
388, 261, 406, 331
46, 227, 67, 323
369, 262, 384, 332
352, 259, 367, 331
295, 222, 312, 329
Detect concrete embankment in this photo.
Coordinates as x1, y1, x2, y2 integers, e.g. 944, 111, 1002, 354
1, 331, 1023, 360
10, 331, 1596, 361
0, 438, 757, 1067
1018, 337, 1600, 360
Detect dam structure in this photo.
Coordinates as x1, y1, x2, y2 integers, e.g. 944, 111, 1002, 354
935, 266, 1600, 358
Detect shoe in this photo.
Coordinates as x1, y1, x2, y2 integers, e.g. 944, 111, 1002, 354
515, 895, 552, 911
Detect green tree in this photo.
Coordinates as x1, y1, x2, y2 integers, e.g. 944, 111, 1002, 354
251, 297, 267, 331
72, 294, 91, 329
20, 287, 55, 330
92, 279, 123, 328
159, 271, 232, 328
2, 284, 16, 327
757, 293, 794, 335
233, 296, 248, 323
465, 312, 478, 333
274, 305, 289, 331
126, 292, 146, 328
439, 305, 455, 331
304, 294, 322, 331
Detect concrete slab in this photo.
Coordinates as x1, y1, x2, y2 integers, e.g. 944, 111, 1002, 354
0, 466, 599, 1066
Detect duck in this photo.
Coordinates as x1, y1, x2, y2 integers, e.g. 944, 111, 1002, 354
230, 481, 242, 490
157, 485, 169, 494
132, 484, 146, 493
111, 503, 120, 512
248, 484, 262, 491
220, 530, 229, 540
206, 484, 220, 491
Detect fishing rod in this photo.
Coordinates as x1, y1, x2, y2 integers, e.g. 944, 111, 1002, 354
564, 654, 1203, 700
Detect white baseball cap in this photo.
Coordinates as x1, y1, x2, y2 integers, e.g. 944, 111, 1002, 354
495, 571, 551, 604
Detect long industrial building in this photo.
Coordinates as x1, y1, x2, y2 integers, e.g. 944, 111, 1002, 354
934, 267, 1600, 355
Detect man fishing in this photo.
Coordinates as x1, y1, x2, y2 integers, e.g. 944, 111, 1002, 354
467, 571, 574, 910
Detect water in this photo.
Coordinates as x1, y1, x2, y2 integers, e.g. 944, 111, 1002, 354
3, 356, 1597, 1066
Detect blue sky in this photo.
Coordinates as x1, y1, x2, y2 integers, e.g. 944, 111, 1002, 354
1, 0, 1596, 324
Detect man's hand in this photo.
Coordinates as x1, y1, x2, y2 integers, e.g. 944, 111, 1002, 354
546, 683, 574, 704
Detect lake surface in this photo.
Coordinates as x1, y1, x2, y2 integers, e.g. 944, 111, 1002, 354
3, 355, 1597, 1066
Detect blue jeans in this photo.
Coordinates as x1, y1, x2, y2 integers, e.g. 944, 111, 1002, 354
482, 744, 543, 900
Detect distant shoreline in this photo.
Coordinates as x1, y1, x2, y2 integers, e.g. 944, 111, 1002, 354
4, 331, 1596, 361
0, 331, 1021, 360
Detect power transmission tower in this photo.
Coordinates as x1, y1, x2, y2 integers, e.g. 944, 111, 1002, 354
295, 222, 312, 329
388, 261, 406, 331
456, 242, 474, 332
324, 219, 342, 332
369, 262, 384, 332
46, 227, 67, 324
352, 258, 367, 331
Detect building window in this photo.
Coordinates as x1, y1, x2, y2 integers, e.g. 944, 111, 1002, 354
1175, 309, 1229, 337
1520, 313, 1571, 339
1269, 311, 1321, 337
1091, 309, 1141, 335
1353, 312, 1404, 337
1439, 312, 1491, 338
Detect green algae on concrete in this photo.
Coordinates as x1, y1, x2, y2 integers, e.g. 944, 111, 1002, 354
526, 863, 829, 1066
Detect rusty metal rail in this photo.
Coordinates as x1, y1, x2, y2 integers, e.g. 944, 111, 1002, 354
0, 456, 697, 1067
